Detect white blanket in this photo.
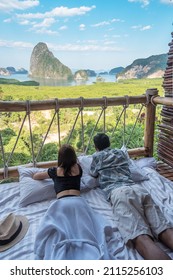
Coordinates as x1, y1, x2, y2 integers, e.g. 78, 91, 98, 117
34, 196, 113, 260
0, 167, 173, 260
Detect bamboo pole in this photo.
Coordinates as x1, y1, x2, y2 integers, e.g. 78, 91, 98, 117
128, 147, 148, 157
152, 96, 173, 107
0, 161, 56, 180
0, 147, 147, 179
144, 88, 158, 157
0, 95, 146, 112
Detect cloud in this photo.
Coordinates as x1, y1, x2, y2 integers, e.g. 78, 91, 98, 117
79, 24, 86, 31
140, 25, 151, 30
48, 43, 122, 52
128, 0, 150, 7
103, 40, 117, 45
59, 25, 68, 31
0, 0, 39, 12
92, 21, 111, 27
131, 25, 142, 29
16, 5, 96, 19
32, 18, 56, 28
131, 24, 152, 31
0, 39, 33, 48
35, 28, 58, 35
160, 0, 173, 4
3, 18, 12, 23
18, 19, 31, 25
92, 18, 123, 27
5, 5, 95, 36
0, 39, 122, 52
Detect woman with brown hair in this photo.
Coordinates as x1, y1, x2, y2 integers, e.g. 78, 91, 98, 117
33, 144, 110, 260
33, 144, 82, 199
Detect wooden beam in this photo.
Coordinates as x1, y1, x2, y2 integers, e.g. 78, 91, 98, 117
153, 96, 173, 107
144, 88, 158, 157
0, 96, 147, 112
0, 147, 148, 179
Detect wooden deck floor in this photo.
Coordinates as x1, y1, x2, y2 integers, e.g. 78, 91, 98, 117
156, 161, 173, 181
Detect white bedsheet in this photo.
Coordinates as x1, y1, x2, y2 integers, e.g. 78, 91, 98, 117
0, 167, 173, 260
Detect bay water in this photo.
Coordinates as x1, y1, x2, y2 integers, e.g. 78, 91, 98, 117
0, 73, 116, 87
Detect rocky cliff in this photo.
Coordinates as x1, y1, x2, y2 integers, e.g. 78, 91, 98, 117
117, 54, 167, 80
29, 42, 73, 80
74, 70, 88, 80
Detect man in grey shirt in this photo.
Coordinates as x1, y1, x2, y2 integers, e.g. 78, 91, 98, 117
90, 133, 173, 260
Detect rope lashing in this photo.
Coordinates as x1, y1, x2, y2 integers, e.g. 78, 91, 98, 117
126, 103, 145, 147
103, 96, 108, 133
122, 95, 130, 146
111, 107, 126, 138
80, 97, 85, 152
55, 98, 61, 148
145, 90, 159, 107
26, 100, 36, 166
6, 112, 28, 166
0, 133, 7, 179
150, 94, 159, 107
84, 99, 107, 154
111, 96, 129, 139
0, 132, 6, 169
36, 99, 60, 161
67, 106, 81, 144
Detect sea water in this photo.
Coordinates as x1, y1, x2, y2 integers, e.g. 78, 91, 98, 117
0, 73, 116, 86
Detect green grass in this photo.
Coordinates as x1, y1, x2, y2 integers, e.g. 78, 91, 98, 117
0, 78, 164, 101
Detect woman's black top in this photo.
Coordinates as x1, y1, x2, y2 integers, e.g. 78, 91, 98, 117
48, 164, 83, 195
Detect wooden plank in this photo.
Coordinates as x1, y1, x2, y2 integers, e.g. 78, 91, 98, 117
0, 147, 148, 179
144, 89, 158, 156
0, 95, 147, 112
156, 161, 173, 181
153, 96, 173, 106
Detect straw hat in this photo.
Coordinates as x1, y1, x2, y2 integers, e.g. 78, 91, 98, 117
0, 213, 29, 252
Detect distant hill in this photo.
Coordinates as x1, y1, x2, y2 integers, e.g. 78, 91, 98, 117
0, 78, 39, 86
29, 42, 73, 80
109, 67, 124, 76
74, 69, 97, 80
6, 67, 28, 74
74, 70, 88, 80
116, 54, 167, 80
0, 67, 28, 76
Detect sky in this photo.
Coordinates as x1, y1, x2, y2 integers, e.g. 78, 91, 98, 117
0, 0, 173, 72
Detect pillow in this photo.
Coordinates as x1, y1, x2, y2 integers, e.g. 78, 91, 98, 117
78, 155, 99, 190
18, 166, 56, 207
121, 145, 149, 182
128, 159, 149, 182
135, 157, 157, 169
18, 158, 98, 206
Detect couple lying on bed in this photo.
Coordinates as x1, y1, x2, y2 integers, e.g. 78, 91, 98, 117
33, 133, 173, 260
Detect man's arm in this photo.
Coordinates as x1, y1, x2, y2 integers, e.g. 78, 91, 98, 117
90, 157, 99, 178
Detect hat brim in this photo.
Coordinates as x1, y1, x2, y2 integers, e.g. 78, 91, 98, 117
0, 215, 29, 252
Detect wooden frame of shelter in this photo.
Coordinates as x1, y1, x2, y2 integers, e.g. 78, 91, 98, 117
0, 87, 173, 181
1, 32, 173, 182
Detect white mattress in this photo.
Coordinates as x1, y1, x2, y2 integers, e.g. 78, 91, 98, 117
0, 167, 173, 260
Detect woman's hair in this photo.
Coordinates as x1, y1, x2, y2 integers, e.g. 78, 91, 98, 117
93, 133, 110, 151
58, 144, 77, 176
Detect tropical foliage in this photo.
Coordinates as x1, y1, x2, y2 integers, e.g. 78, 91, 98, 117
0, 78, 163, 167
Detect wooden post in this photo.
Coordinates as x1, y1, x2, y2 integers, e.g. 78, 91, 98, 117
144, 88, 158, 157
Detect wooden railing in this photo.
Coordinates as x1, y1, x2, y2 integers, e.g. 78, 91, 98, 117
0, 88, 164, 180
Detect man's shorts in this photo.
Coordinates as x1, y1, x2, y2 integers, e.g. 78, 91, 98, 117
110, 185, 172, 243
